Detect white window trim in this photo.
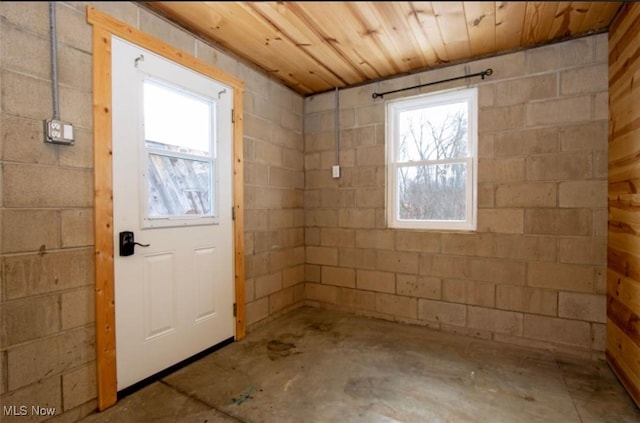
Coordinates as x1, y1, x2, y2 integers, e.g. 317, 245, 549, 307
385, 86, 478, 231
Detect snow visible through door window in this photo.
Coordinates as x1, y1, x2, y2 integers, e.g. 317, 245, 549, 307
143, 78, 216, 220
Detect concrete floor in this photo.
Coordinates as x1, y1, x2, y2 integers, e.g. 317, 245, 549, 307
80, 306, 640, 423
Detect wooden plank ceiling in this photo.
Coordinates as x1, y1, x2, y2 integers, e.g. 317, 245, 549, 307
143, 2, 623, 96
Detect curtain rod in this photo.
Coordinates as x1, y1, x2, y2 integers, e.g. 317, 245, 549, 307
372, 68, 493, 99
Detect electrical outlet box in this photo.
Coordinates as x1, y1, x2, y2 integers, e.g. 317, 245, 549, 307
332, 165, 340, 179
44, 119, 74, 145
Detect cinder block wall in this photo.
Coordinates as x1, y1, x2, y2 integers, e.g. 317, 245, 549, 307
239, 42, 305, 327
303, 33, 608, 358
0, 2, 97, 420
0, 2, 304, 420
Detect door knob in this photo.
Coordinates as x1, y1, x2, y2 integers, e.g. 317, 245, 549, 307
119, 231, 150, 256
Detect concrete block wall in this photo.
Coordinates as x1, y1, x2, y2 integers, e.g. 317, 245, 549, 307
0, 2, 304, 421
303, 33, 608, 358
1, 2, 98, 421
241, 53, 306, 327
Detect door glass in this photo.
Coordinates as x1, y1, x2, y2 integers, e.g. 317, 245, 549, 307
142, 78, 217, 224
147, 154, 213, 217
144, 79, 212, 156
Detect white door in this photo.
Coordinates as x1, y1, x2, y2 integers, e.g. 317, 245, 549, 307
111, 36, 235, 391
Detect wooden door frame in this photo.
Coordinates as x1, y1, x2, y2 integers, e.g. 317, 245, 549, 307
87, 7, 246, 410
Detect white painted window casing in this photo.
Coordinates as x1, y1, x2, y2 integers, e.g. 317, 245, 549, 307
386, 87, 478, 231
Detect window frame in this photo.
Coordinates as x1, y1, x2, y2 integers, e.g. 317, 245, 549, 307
385, 86, 478, 231
139, 75, 220, 229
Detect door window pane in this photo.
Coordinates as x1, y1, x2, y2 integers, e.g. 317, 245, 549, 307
142, 77, 217, 224
143, 79, 213, 157
147, 154, 212, 217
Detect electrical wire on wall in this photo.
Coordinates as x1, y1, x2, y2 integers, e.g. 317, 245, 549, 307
49, 1, 59, 120
44, 1, 75, 145
465, 64, 471, 87
332, 87, 340, 179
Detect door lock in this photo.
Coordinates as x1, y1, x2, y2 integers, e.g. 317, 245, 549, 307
119, 231, 150, 256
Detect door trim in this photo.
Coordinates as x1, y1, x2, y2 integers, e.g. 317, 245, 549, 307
87, 6, 246, 411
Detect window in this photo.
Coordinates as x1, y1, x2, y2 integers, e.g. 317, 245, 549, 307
386, 87, 478, 230
142, 77, 218, 227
